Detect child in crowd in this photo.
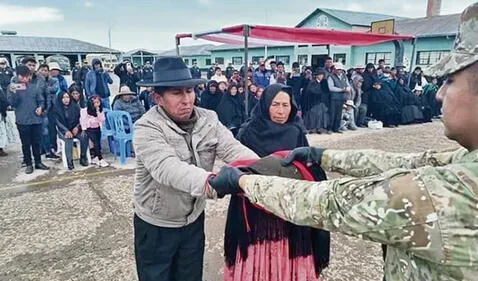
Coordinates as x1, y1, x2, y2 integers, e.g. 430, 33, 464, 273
80, 96, 109, 167
340, 100, 358, 131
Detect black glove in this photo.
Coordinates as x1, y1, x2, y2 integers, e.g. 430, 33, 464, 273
281, 147, 325, 166
208, 166, 244, 196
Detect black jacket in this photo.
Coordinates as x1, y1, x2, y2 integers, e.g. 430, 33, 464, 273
114, 63, 140, 92
225, 66, 235, 79
141, 66, 153, 82
54, 97, 81, 135
190, 66, 202, 79
72, 67, 82, 82
0, 67, 14, 94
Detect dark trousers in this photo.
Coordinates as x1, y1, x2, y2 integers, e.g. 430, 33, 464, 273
357, 103, 368, 127
47, 111, 58, 151
58, 132, 88, 163
328, 99, 345, 132
134, 213, 205, 281
86, 127, 103, 160
17, 123, 42, 166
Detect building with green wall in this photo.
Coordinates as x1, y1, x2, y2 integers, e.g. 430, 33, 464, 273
164, 8, 460, 72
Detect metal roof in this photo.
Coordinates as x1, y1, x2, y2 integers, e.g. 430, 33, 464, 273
160, 44, 214, 56
395, 13, 460, 37
0, 35, 120, 54
297, 8, 407, 27
123, 48, 160, 56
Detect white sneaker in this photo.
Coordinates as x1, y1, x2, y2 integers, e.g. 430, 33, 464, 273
99, 159, 110, 167
91, 157, 100, 166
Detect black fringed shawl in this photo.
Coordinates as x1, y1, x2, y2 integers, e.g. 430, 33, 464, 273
224, 154, 330, 276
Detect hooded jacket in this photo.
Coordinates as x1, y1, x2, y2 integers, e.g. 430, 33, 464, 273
85, 59, 113, 98
54, 94, 81, 135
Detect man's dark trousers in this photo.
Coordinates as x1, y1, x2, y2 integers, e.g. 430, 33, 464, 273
134, 213, 205, 281
328, 98, 346, 132
17, 124, 42, 166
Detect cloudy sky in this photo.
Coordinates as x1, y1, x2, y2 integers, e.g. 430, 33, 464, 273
0, 0, 474, 52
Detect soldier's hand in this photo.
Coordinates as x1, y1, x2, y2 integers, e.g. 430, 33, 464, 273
208, 166, 244, 197
281, 147, 325, 167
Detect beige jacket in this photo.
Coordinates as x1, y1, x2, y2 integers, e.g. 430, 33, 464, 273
133, 106, 258, 227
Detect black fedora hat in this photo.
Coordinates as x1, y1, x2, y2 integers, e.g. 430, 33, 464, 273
137, 56, 207, 87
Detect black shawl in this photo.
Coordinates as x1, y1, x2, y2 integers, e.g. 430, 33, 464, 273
237, 84, 308, 157
54, 94, 81, 135
199, 81, 222, 112
301, 79, 329, 114
231, 84, 330, 276
216, 89, 246, 129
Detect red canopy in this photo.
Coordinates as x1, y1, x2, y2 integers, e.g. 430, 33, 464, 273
176, 24, 414, 47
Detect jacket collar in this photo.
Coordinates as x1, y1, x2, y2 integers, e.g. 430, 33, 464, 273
155, 106, 207, 135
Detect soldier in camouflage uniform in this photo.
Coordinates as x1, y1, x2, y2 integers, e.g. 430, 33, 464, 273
208, 3, 478, 281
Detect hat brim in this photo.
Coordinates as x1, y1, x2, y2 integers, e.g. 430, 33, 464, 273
137, 78, 208, 87
117, 92, 137, 96
424, 52, 478, 77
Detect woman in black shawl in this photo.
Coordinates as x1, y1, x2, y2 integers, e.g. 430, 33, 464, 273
395, 76, 424, 124
246, 84, 260, 115
199, 80, 222, 112
301, 68, 330, 134
216, 84, 246, 136
227, 84, 329, 281
369, 81, 402, 127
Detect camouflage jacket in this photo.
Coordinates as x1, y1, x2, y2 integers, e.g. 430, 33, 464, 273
243, 148, 478, 281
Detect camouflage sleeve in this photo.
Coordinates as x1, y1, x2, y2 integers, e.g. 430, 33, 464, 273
320, 148, 462, 177
242, 167, 445, 262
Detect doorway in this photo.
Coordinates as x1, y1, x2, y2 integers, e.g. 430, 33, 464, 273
311, 55, 330, 71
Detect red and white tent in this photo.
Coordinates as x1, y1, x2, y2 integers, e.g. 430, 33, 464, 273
176, 24, 414, 47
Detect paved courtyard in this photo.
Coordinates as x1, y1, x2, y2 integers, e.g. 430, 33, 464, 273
0, 120, 459, 281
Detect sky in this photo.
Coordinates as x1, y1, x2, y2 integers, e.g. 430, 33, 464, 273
0, 0, 475, 52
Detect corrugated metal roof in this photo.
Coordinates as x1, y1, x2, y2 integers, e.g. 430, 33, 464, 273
160, 44, 214, 56
297, 8, 406, 27
0, 35, 120, 54
395, 13, 460, 37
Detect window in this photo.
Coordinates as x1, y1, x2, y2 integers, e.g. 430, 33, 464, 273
232, 56, 243, 65
275, 55, 290, 65
333, 53, 346, 65
215, 57, 224, 65
365, 52, 392, 65
416, 50, 450, 66
297, 55, 308, 65
184, 59, 189, 65
252, 56, 264, 65
191, 58, 197, 65
205, 58, 212, 66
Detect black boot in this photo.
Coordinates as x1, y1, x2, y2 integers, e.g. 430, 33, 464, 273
79, 156, 89, 167
67, 160, 74, 170
35, 163, 50, 170
25, 165, 34, 174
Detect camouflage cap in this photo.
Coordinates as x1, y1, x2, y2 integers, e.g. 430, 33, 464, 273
425, 2, 478, 77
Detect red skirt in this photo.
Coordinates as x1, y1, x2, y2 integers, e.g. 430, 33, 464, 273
224, 239, 321, 281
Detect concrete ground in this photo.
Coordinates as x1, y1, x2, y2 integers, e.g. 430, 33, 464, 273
0, 120, 459, 281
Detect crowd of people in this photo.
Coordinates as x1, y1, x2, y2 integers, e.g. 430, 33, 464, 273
191, 57, 442, 138
0, 56, 155, 172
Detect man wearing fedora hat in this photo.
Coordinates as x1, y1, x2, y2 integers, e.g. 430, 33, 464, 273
208, 3, 478, 280
133, 56, 258, 281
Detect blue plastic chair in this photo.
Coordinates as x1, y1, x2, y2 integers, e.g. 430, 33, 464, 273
110, 110, 134, 164
101, 108, 116, 153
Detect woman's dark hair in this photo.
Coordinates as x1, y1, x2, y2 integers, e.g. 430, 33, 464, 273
57, 92, 71, 106
86, 96, 102, 116
227, 84, 238, 94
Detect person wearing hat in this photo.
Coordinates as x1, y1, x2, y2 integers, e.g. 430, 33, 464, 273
327, 62, 351, 133
112, 85, 145, 123
133, 56, 258, 281
339, 99, 357, 131
208, 3, 478, 280
48, 62, 68, 94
